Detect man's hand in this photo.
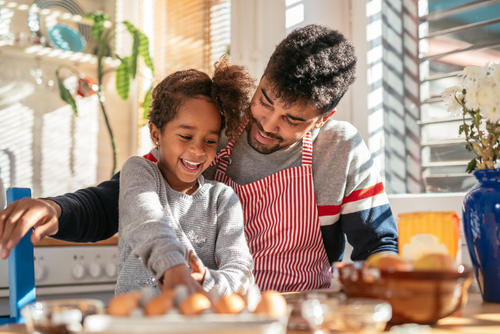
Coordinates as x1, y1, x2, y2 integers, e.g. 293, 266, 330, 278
161, 264, 204, 295
0, 198, 61, 259
188, 250, 206, 284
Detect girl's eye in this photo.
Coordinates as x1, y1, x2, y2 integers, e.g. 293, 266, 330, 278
179, 135, 192, 140
206, 140, 217, 144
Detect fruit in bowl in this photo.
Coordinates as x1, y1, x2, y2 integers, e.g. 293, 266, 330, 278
364, 252, 412, 271
413, 253, 458, 271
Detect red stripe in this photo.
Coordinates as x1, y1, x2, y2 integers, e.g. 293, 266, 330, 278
143, 152, 157, 162
318, 204, 341, 216
343, 182, 384, 204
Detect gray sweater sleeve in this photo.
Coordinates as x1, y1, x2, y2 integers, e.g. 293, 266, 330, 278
119, 156, 188, 280
202, 188, 254, 296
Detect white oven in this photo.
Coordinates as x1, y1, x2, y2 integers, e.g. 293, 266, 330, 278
0, 242, 118, 317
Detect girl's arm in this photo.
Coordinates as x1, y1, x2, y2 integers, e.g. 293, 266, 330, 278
202, 187, 254, 297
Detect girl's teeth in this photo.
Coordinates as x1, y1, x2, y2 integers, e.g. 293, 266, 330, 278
183, 160, 200, 169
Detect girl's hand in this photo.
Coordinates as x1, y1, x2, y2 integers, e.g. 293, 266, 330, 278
188, 250, 206, 283
0, 198, 60, 259
161, 264, 204, 295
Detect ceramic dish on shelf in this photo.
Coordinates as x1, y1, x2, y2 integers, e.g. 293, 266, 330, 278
48, 24, 85, 52
27, 0, 90, 48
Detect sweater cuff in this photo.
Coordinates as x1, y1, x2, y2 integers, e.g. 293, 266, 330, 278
151, 251, 187, 281
44, 196, 71, 240
202, 269, 215, 292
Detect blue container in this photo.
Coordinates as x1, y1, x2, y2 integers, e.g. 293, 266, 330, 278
462, 168, 500, 303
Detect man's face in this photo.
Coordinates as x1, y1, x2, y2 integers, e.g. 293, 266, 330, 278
247, 77, 326, 154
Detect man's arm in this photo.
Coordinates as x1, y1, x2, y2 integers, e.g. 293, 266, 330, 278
49, 172, 120, 242
314, 122, 398, 263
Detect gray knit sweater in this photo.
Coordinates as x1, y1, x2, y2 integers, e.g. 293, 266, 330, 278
116, 156, 253, 297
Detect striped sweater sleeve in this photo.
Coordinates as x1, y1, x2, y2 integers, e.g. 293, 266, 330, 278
314, 122, 398, 262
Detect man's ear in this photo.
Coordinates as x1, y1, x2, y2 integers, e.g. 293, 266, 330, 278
149, 122, 161, 145
314, 109, 336, 128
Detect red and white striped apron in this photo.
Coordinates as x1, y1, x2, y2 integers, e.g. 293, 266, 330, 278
213, 125, 331, 291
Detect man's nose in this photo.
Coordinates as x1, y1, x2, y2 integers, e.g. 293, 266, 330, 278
260, 112, 280, 133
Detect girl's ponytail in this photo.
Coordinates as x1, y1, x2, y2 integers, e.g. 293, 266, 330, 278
211, 56, 255, 139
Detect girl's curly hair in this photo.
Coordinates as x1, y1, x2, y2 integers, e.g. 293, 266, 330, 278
149, 57, 255, 139
264, 24, 357, 115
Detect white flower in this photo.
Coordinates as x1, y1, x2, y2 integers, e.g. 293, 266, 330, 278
476, 78, 497, 109
462, 65, 488, 81
464, 83, 479, 110
491, 64, 500, 84
441, 86, 462, 113
479, 103, 500, 123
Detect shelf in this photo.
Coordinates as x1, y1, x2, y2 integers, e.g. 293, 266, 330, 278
0, 0, 112, 27
0, 43, 119, 68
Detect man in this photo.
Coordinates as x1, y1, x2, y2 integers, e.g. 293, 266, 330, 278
0, 25, 397, 292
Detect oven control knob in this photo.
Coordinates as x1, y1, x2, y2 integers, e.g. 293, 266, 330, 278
89, 263, 102, 278
72, 264, 86, 279
105, 263, 117, 278
34, 265, 46, 282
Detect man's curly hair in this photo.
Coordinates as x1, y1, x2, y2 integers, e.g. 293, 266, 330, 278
263, 24, 356, 115
149, 57, 254, 138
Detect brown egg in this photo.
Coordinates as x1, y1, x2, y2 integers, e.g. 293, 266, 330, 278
107, 291, 141, 316
179, 292, 212, 316
144, 290, 175, 316
364, 252, 412, 271
254, 290, 287, 318
413, 253, 458, 271
213, 293, 246, 314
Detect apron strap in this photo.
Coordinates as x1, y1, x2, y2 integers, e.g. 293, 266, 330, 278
301, 132, 313, 167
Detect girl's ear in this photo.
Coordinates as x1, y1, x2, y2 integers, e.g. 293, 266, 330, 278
149, 122, 161, 145
314, 109, 336, 128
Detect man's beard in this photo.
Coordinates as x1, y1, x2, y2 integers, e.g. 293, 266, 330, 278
246, 117, 287, 154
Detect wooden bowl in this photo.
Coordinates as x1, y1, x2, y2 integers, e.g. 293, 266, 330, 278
334, 262, 473, 325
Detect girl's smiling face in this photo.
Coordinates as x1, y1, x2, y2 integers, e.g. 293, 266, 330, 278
150, 97, 221, 194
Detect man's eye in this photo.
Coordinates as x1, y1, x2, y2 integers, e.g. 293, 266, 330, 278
285, 117, 300, 127
259, 97, 272, 108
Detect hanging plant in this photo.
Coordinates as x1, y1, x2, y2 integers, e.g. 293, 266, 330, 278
55, 13, 154, 176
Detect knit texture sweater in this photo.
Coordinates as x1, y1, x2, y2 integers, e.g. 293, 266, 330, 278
115, 156, 253, 297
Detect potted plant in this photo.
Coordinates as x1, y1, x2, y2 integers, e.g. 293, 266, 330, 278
441, 63, 500, 302
56, 13, 154, 176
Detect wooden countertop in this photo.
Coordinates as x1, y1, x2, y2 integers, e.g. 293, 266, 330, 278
1, 293, 499, 333
34, 234, 118, 247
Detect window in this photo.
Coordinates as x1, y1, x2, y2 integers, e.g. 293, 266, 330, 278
364, 0, 499, 194
138, 0, 231, 154
418, 0, 500, 192
152, 0, 231, 77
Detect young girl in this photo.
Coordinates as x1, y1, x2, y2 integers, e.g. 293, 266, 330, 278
116, 58, 255, 298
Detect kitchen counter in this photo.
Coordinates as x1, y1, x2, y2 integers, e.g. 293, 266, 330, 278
1, 293, 499, 333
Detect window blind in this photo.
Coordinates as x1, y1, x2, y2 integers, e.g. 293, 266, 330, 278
153, 0, 231, 78
418, 0, 500, 192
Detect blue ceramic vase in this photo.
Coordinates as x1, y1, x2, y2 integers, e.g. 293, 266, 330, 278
462, 168, 500, 303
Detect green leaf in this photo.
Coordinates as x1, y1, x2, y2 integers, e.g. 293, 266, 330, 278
116, 57, 130, 100
141, 86, 153, 120
466, 158, 477, 173
87, 13, 109, 40
122, 21, 154, 74
56, 69, 78, 115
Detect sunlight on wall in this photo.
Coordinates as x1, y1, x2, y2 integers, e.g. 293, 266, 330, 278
0, 57, 98, 198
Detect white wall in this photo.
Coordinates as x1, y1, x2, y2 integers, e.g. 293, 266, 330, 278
231, 0, 371, 141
